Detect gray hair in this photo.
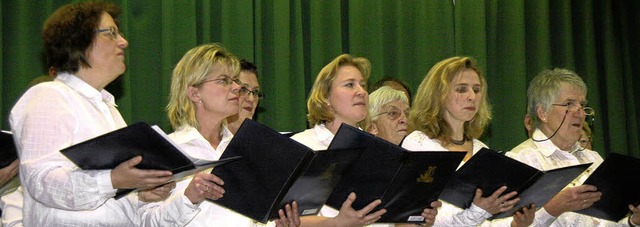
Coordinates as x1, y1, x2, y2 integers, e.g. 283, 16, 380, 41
364, 86, 409, 130
527, 68, 587, 129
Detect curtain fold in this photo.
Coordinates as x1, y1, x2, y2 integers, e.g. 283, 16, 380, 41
2, 0, 639, 156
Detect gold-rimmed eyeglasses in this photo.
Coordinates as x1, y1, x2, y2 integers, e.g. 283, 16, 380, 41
372, 107, 410, 121
551, 101, 595, 116
200, 76, 249, 95
201, 76, 242, 86
96, 26, 124, 40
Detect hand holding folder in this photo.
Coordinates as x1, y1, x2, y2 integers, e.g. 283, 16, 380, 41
326, 123, 465, 223
440, 148, 591, 220
211, 119, 364, 224
59, 122, 241, 198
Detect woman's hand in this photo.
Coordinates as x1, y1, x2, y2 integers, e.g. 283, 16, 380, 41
332, 192, 387, 226
183, 172, 225, 204
511, 204, 536, 227
138, 181, 176, 202
472, 186, 519, 214
543, 184, 601, 216
421, 200, 441, 226
0, 159, 19, 187
275, 201, 301, 227
628, 204, 640, 226
111, 156, 173, 189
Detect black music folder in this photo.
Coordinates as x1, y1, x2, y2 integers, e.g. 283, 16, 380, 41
59, 122, 241, 198
576, 153, 640, 221
0, 130, 20, 196
211, 119, 364, 224
325, 123, 465, 223
1, 130, 18, 168
440, 148, 591, 220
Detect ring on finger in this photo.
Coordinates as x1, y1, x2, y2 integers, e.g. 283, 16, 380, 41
204, 186, 209, 192
500, 202, 505, 207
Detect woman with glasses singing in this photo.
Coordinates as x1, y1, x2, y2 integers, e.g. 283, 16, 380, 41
506, 68, 640, 226
8, 2, 175, 226
365, 86, 410, 145
401, 56, 535, 226
227, 59, 264, 134
139, 43, 298, 226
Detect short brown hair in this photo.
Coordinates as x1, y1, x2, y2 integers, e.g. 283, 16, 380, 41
43, 1, 120, 73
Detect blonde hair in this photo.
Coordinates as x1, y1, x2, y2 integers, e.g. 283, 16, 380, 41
408, 56, 491, 145
167, 43, 240, 130
306, 54, 371, 127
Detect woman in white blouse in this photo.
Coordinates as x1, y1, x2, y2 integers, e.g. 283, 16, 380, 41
140, 43, 299, 227
291, 54, 440, 226
506, 68, 640, 226
9, 2, 174, 226
401, 56, 534, 227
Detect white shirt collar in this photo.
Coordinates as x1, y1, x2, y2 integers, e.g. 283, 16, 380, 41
312, 123, 335, 148
171, 125, 233, 145
531, 128, 581, 157
55, 72, 117, 107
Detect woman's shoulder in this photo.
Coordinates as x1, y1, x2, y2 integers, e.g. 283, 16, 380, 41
289, 128, 314, 141
402, 131, 444, 151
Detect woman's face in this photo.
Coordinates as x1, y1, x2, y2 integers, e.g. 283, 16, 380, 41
579, 129, 592, 150
328, 65, 369, 126
539, 83, 587, 148
370, 100, 410, 145
238, 70, 260, 120
193, 65, 242, 120
443, 69, 482, 126
85, 12, 128, 82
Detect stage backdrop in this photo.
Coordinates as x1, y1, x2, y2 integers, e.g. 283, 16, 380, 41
1, 0, 639, 157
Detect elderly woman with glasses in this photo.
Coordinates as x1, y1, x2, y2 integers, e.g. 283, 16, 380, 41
506, 68, 640, 226
365, 86, 410, 145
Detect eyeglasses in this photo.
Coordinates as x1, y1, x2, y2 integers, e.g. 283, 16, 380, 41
533, 101, 597, 145
201, 76, 242, 86
239, 87, 264, 99
373, 107, 410, 121
96, 26, 124, 40
552, 101, 595, 116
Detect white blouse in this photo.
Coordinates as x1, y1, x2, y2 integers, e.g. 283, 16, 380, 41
507, 129, 631, 227
140, 125, 275, 227
10, 72, 138, 226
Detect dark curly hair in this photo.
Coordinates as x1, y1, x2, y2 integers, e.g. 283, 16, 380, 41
42, 1, 120, 73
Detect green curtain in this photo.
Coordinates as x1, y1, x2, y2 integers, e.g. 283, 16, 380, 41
2, 0, 639, 157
